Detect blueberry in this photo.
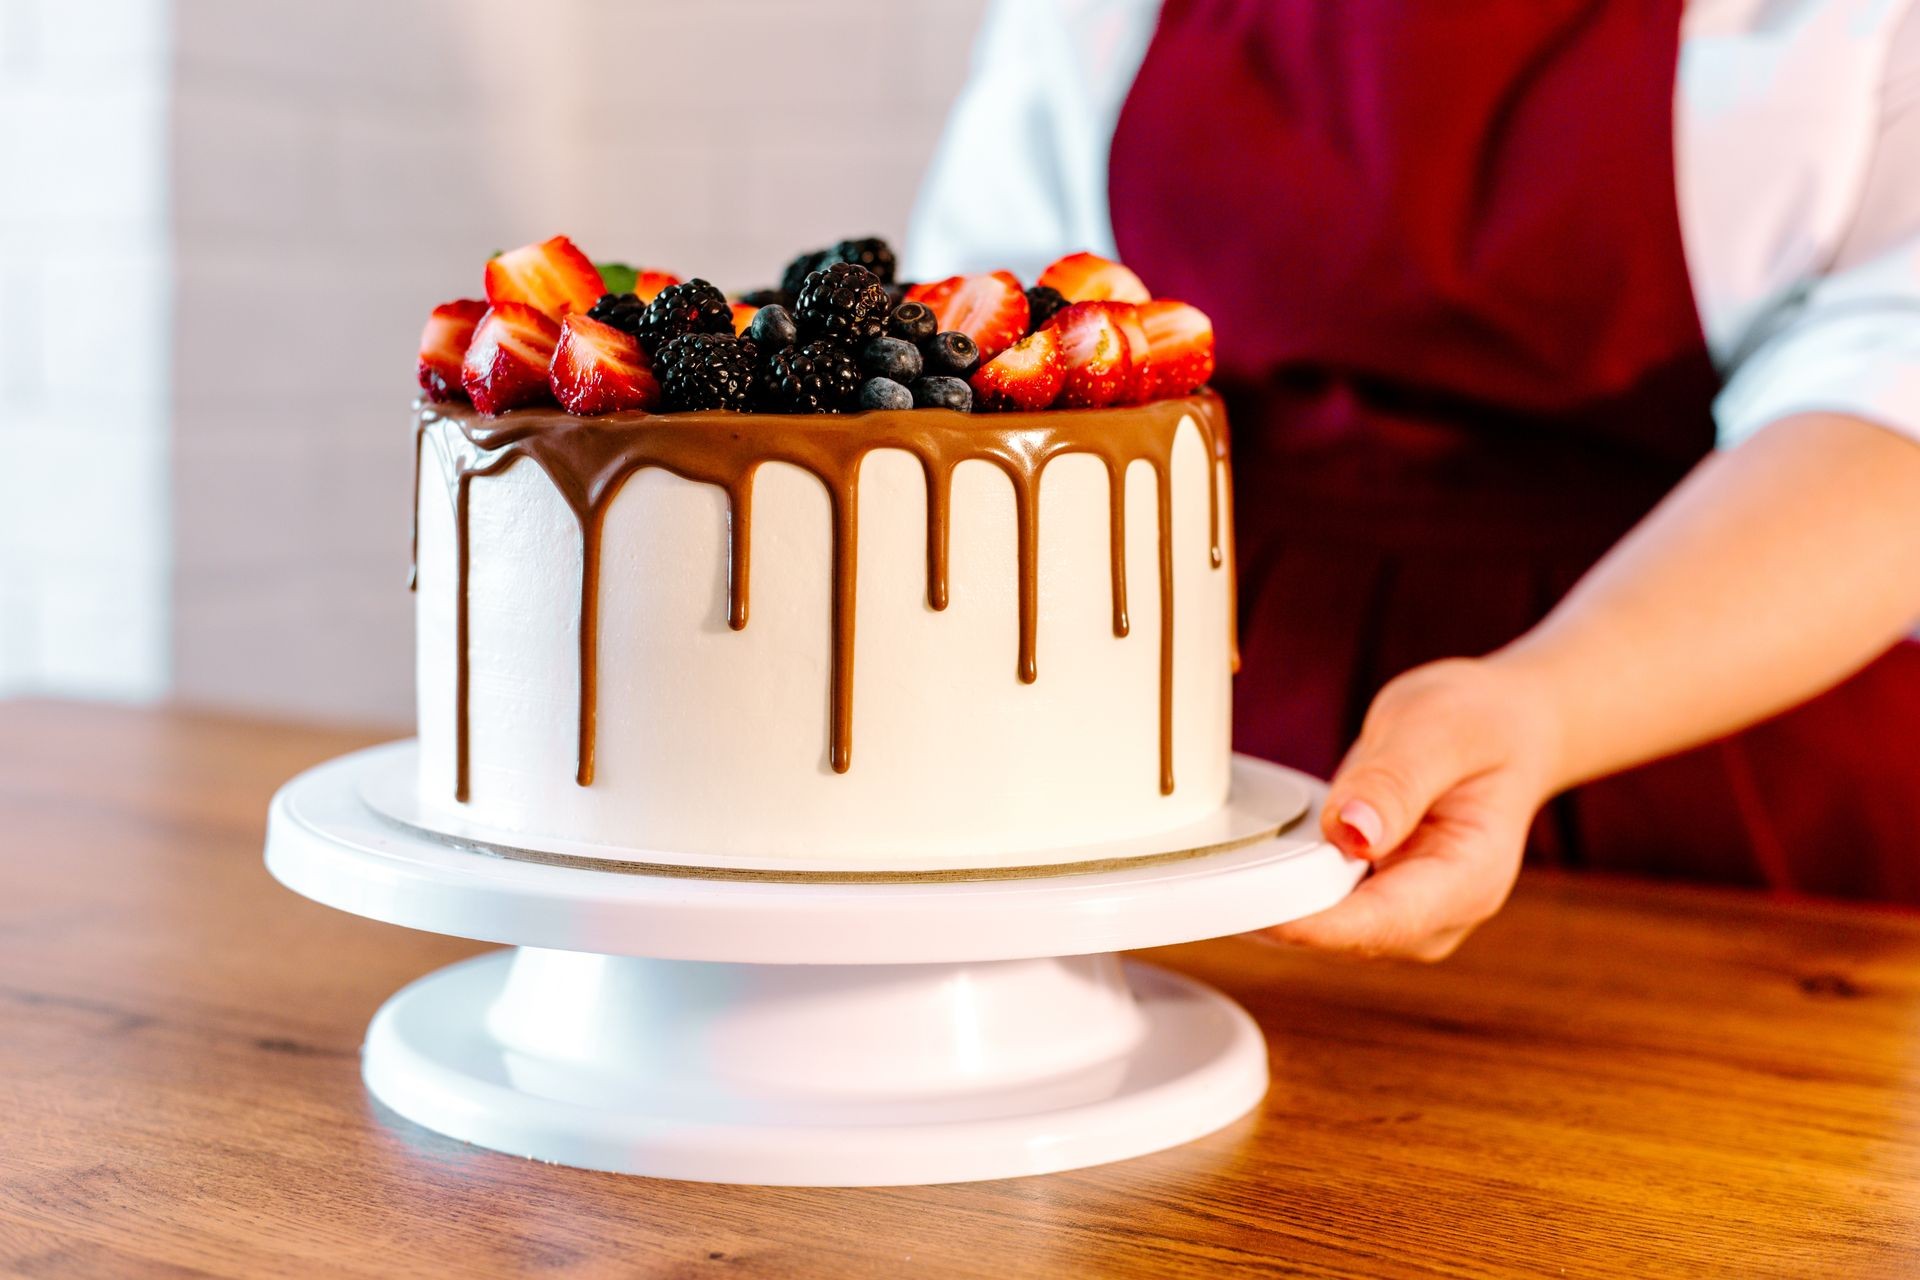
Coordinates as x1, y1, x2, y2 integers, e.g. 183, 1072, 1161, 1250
858, 377, 914, 411
921, 330, 978, 378
911, 375, 973, 412
889, 301, 938, 344
747, 304, 797, 351
860, 336, 922, 384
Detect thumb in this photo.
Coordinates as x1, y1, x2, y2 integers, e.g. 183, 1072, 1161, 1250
1321, 689, 1484, 861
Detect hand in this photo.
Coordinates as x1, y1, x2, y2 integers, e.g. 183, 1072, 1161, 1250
1258, 657, 1563, 961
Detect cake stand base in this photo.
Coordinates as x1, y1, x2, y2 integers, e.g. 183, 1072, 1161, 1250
363, 947, 1265, 1186
266, 744, 1364, 1186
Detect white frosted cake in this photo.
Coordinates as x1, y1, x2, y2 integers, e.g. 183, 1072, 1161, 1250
409, 236, 1229, 866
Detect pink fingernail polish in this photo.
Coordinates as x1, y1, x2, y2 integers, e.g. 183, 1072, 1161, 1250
1338, 799, 1384, 851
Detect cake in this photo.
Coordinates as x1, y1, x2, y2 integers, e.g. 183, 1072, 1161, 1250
409, 236, 1229, 864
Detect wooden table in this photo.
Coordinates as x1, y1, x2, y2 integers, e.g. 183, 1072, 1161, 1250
4, 700, 1920, 1278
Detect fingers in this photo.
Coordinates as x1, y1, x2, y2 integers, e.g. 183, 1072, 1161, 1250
1322, 704, 1477, 862
1259, 851, 1480, 961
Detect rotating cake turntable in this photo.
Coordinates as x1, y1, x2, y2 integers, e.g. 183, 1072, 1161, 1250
265, 741, 1364, 1187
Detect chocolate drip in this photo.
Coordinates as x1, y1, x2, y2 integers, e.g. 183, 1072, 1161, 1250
415, 394, 1230, 802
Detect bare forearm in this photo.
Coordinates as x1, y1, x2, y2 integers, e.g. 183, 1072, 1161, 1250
1493, 413, 1920, 792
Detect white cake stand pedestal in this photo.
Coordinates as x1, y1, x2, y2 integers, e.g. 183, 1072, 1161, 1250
264, 745, 1364, 1187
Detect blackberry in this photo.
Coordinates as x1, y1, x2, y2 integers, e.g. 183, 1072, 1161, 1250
794, 263, 891, 348
759, 341, 862, 414
911, 376, 973, 412
636, 278, 734, 355
888, 301, 937, 344
587, 291, 649, 339
737, 287, 788, 308
658, 333, 759, 411
859, 377, 914, 411
1024, 285, 1068, 332
829, 237, 896, 285
780, 249, 830, 300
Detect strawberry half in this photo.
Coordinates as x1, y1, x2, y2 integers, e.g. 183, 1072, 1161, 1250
730, 302, 759, 336
1044, 303, 1128, 408
633, 269, 680, 303
1137, 300, 1216, 399
1037, 251, 1151, 305
905, 270, 1029, 360
417, 299, 488, 402
1098, 302, 1151, 404
1044, 302, 1135, 409
484, 235, 604, 319
550, 314, 660, 416
461, 303, 561, 415
970, 325, 1065, 412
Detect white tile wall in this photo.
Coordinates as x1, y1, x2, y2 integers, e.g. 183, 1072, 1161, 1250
165, 0, 989, 725
0, 0, 171, 700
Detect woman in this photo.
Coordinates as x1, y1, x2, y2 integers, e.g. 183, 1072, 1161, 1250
908, 0, 1920, 958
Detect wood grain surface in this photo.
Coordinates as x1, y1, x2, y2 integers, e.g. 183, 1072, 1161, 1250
3, 699, 1919, 1279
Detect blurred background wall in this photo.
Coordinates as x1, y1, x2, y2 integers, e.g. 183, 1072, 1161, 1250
0, 0, 989, 723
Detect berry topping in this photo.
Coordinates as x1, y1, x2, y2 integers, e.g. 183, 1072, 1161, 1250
594, 263, 677, 300
1036, 251, 1151, 305
549, 314, 661, 416
736, 287, 789, 309
904, 271, 1028, 360
417, 299, 488, 403
636, 278, 735, 355
780, 249, 831, 300
657, 333, 759, 411
859, 336, 922, 384
859, 377, 914, 411
970, 326, 1065, 413
911, 376, 973, 412
1044, 301, 1134, 409
730, 302, 760, 336
795, 263, 892, 348
920, 330, 979, 378
484, 235, 604, 319
1024, 284, 1069, 332
828, 236, 897, 285
747, 304, 798, 351
1136, 300, 1216, 399
888, 301, 938, 344
460, 303, 561, 415
586, 291, 648, 339
759, 341, 862, 414
1099, 302, 1152, 404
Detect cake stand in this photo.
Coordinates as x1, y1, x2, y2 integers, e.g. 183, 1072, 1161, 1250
264, 744, 1365, 1186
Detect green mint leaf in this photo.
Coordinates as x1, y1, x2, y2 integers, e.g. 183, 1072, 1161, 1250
597, 262, 638, 295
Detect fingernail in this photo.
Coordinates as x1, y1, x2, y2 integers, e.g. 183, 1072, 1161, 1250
1337, 799, 1384, 852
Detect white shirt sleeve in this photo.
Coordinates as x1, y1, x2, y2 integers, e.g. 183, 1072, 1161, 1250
903, 0, 1158, 284
1700, 1, 1920, 447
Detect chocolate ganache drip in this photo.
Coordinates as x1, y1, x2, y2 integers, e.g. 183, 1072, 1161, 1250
412, 395, 1232, 805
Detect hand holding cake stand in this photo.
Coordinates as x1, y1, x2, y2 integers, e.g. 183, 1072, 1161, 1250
265, 742, 1362, 1187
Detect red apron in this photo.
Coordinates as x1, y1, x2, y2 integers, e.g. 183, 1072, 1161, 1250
1109, 0, 1920, 903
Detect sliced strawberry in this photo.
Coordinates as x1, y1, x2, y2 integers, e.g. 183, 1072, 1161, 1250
970, 325, 1065, 412
484, 235, 604, 319
1097, 302, 1151, 404
1137, 300, 1216, 399
730, 302, 759, 336
461, 303, 561, 415
1044, 302, 1134, 409
904, 270, 1029, 360
1037, 251, 1151, 305
549, 314, 660, 416
633, 269, 680, 303
417, 299, 488, 402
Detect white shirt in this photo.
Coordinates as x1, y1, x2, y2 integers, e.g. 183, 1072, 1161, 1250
907, 0, 1920, 448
